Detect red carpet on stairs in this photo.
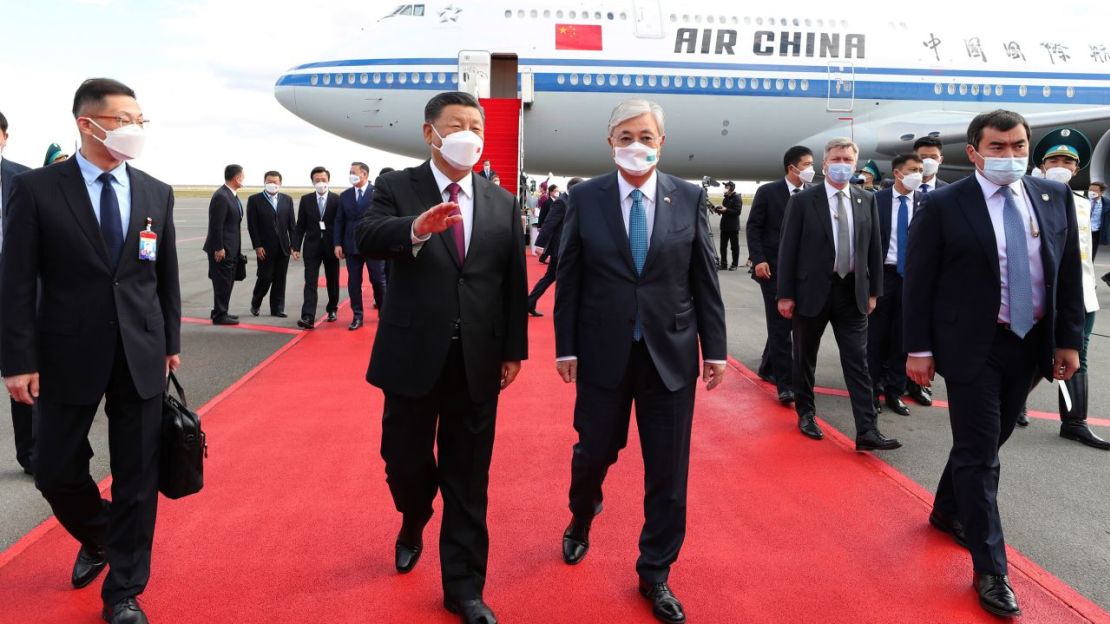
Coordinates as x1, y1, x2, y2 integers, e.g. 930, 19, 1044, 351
0, 256, 1107, 624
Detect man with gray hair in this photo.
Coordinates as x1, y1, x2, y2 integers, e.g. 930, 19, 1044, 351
554, 98, 727, 624
777, 137, 901, 451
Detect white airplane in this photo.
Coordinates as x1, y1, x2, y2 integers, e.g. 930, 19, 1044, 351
274, 1, 1110, 184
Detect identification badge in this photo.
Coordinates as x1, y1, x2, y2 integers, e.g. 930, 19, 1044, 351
139, 218, 157, 261
319, 220, 326, 230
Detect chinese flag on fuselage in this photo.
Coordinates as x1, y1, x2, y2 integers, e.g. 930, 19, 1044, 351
555, 24, 602, 51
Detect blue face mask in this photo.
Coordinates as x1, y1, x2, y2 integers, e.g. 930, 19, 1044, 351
975, 151, 1028, 186
826, 162, 855, 185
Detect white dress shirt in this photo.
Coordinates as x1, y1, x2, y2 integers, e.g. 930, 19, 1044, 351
824, 181, 855, 273
411, 161, 475, 255
75, 150, 131, 234
1074, 193, 1099, 313
885, 190, 916, 266
784, 177, 802, 195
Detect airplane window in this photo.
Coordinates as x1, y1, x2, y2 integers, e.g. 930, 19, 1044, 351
707, 16, 715, 24
1043, 85, 1051, 97
373, 73, 381, 83
348, 73, 356, 84
682, 14, 689, 23
788, 79, 796, 90
800, 79, 808, 91
584, 74, 593, 85
400, 5, 413, 16
720, 16, 726, 24
385, 73, 394, 84
399, 73, 407, 84
805, 19, 812, 26
994, 85, 1003, 96
756, 17, 763, 25
1066, 86, 1075, 98
594, 11, 602, 19
687, 76, 696, 88
738, 77, 747, 89
661, 75, 670, 87
609, 74, 618, 86
636, 75, 645, 87
731, 16, 738, 24
621, 12, 628, 20
816, 19, 823, 26
557, 74, 565, 85
323, 74, 331, 85
425, 72, 433, 83
958, 84, 967, 95
622, 75, 632, 86
744, 17, 751, 25
311, 74, 319, 85
841, 20, 848, 27
670, 14, 677, 22
711, 77, 720, 88
437, 72, 446, 83
776, 79, 784, 90
569, 10, 576, 18
556, 10, 563, 18
596, 73, 604, 84
649, 75, 658, 87
504, 10, 511, 18
780, 18, 787, 26
934, 83, 942, 95
763, 78, 771, 90
725, 77, 734, 89
543, 10, 550, 18
413, 5, 424, 16
946, 84, 954, 95
750, 79, 759, 91
608, 12, 615, 20
1019, 85, 1027, 97
530, 9, 537, 17
570, 74, 579, 85
412, 73, 421, 84
360, 73, 368, 84
695, 15, 702, 24
971, 84, 980, 96
518, 10, 525, 18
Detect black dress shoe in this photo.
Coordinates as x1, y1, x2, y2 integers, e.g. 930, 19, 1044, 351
227, 314, 239, 320
638, 581, 686, 624
974, 574, 1021, 617
727, 265, 737, 271
528, 308, 544, 317
326, 311, 338, 322
777, 389, 795, 405
1060, 422, 1110, 450
102, 597, 148, 624
19, 461, 34, 476
211, 315, 239, 326
250, 307, 260, 317
906, 382, 933, 406
798, 413, 823, 440
444, 597, 497, 624
1016, 407, 1030, 427
562, 516, 592, 565
296, 317, 314, 330
855, 429, 902, 451
885, 395, 911, 416
395, 518, 425, 573
272, 311, 288, 318
72, 545, 107, 588
348, 318, 363, 331
928, 508, 969, 549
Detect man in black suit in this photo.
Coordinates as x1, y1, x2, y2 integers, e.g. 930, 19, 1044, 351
746, 146, 813, 403
537, 184, 560, 264
293, 166, 340, 329
905, 110, 1084, 618
526, 177, 579, 317
356, 91, 527, 624
246, 170, 295, 318
714, 181, 742, 270
777, 137, 901, 451
867, 154, 924, 418
0, 110, 35, 475
2, 78, 181, 624
554, 99, 726, 624
477, 159, 499, 185
202, 164, 244, 325
335, 161, 385, 330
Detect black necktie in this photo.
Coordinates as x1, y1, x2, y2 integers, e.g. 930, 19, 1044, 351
98, 172, 124, 267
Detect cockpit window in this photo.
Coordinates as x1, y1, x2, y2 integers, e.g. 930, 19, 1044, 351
385, 4, 424, 18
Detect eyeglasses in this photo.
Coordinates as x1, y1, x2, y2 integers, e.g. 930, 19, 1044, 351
88, 115, 151, 130
612, 135, 659, 147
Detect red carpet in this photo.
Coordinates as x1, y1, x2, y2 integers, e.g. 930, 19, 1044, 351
0, 257, 1107, 623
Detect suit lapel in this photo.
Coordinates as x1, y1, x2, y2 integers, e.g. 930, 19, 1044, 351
955, 176, 1001, 281
599, 172, 636, 275
1023, 178, 1054, 275
116, 165, 151, 275
469, 175, 496, 263
851, 186, 867, 260
641, 173, 677, 275
58, 157, 112, 270
877, 189, 892, 257
411, 162, 462, 268
815, 188, 834, 246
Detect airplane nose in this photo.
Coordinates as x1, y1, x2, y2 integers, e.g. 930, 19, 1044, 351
274, 77, 297, 115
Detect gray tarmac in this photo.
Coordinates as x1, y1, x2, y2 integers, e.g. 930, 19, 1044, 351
0, 197, 1108, 610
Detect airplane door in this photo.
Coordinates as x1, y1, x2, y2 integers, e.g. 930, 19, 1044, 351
633, 0, 664, 38
827, 63, 855, 112
458, 50, 491, 99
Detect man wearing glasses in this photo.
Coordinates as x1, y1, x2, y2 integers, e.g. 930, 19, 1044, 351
1, 78, 181, 624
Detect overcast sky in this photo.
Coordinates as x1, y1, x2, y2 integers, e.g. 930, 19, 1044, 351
0, 1, 1095, 186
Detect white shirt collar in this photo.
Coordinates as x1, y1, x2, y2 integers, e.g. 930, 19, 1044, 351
617, 169, 658, 203
75, 149, 128, 189
430, 159, 474, 199
784, 177, 801, 194
824, 180, 849, 199
974, 170, 1023, 201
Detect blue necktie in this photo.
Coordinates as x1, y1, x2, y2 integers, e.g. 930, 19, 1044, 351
896, 195, 909, 276
98, 172, 124, 267
920, 184, 930, 194
629, 188, 648, 341
356, 188, 362, 204
999, 186, 1034, 338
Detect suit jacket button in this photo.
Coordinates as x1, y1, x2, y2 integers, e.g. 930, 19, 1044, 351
113, 281, 120, 286
458, 278, 465, 285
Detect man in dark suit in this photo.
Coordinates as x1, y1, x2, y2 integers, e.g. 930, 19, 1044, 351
202, 164, 244, 325
714, 181, 742, 270
905, 110, 1084, 618
746, 146, 813, 403
335, 161, 385, 330
554, 99, 726, 624
1089, 181, 1106, 261
537, 184, 559, 264
526, 178, 579, 317
246, 170, 295, 318
0, 111, 35, 475
867, 154, 925, 418
2, 78, 181, 624
356, 91, 527, 624
477, 159, 499, 185
777, 137, 901, 451
293, 166, 340, 329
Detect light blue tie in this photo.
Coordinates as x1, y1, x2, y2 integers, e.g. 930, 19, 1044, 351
318, 195, 325, 219
999, 186, 1033, 338
629, 188, 648, 341
896, 195, 909, 276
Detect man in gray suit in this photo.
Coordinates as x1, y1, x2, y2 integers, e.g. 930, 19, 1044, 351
0, 110, 34, 474
777, 137, 901, 451
554, 99, 727, 624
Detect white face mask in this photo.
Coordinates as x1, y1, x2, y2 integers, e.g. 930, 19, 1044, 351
796, 165, 815, 184
900, 172, 924, 191
314, 181, 329, 194
431, 125, 484, 170
1044, 167, 1073, 185
1030, 167, 1045, 179
348, 173, 362, 186
612, 142, 660, 176
264, 183, 280, 195
921, 158, 940, 176
88, 119, 145, 161
1089, 191, 1102, 200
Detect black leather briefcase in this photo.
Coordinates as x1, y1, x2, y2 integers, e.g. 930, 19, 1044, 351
160, 373, 207, 499
234, 253, 248, 281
